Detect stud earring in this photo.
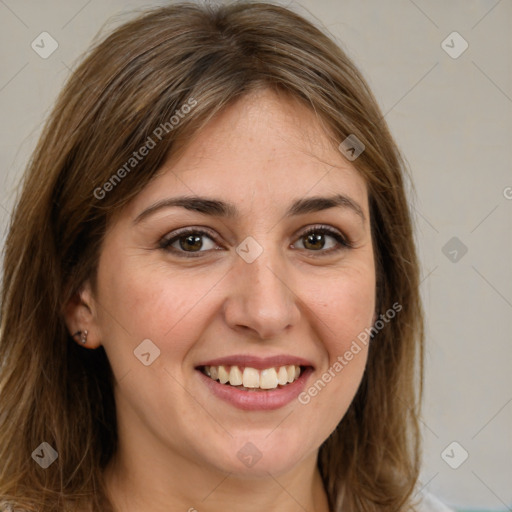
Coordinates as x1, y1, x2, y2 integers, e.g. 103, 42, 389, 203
73, 330, 88, 344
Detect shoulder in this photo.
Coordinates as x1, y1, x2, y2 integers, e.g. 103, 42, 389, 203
416, 490, 455, 512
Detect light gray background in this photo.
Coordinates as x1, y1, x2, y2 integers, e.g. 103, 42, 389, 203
0, 1, 510, 510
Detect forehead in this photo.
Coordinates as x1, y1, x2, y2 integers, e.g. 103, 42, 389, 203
126, 89, 368, 220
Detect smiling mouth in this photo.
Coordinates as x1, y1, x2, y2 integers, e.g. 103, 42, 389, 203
198, 364, 306, 391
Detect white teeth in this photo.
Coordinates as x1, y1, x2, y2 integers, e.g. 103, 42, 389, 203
218, 365, 229, 384
242, 367, 260, 388
229, 365, 243, 386
203, 364, 303, 389
260, 368, 278, 389
277, 366, 288, 385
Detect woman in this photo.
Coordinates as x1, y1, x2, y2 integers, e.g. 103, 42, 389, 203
0, 2, 453, 511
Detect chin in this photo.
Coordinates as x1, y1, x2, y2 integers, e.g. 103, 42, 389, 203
198, 428, 315, 477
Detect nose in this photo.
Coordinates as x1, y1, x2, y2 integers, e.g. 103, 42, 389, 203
222, 244, 301, 340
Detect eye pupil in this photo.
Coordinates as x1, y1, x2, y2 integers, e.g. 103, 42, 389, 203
304, 233, 324, 250
180, 234, 203, 251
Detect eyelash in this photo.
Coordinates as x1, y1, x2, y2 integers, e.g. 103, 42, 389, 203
159, 225, 353, 259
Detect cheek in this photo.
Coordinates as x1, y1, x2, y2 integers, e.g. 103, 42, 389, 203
310, 265, 376, 354
95, 254, 224, 362
298, 264, 374, 418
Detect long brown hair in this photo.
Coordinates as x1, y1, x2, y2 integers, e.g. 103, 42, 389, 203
0, 2, 424, 510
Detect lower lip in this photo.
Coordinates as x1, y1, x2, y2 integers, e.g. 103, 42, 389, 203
197, 367, 313, 411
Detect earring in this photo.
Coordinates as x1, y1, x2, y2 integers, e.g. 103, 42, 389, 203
73, 330, 88, 344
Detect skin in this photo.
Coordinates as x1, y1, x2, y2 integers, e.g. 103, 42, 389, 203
65, 88, 376, 512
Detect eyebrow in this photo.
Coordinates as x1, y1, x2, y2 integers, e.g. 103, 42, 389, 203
133, 193, 366, 224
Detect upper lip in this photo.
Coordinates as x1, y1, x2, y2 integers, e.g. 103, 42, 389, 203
196, 354, 314, 370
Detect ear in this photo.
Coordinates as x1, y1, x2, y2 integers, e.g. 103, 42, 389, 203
63, 281, 102, 349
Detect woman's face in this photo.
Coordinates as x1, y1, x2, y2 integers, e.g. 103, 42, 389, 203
81, 89, 376, 479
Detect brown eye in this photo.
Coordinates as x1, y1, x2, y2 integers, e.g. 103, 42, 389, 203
179, 234, 204, 252
160, 228, 219, 257
303, 232, 326, 251
293, 226, 351, 254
